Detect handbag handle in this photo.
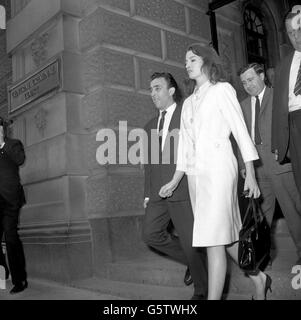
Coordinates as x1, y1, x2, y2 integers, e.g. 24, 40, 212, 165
241, 197, 264, 227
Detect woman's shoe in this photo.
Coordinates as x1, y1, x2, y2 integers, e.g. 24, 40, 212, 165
264, 273, 272, 300
251, 273, 272, 300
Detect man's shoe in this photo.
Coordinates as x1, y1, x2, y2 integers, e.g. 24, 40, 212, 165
184, 267, 193, 286
10, 280, 28, 294
190, 294, 206, 300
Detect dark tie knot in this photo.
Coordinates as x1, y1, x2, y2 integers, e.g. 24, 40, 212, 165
161, 111, 167, 118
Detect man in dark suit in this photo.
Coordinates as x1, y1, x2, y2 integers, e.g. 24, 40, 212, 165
0, 117, 28, 294
272, 7, 301, 201
239, 63, 301, 265
142, 72, 207, 300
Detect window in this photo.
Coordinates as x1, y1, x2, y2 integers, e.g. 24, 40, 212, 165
244, 6, 268, 65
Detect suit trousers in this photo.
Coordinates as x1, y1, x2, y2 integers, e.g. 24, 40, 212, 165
142, 199, 208, 296
255, 166, 301, 259
0, 194, 27, 285
289, 109, 301, 198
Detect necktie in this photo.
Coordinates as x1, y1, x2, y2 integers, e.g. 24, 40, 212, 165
158, 111, 167, 152
294, 60, 301, 97
254, 96, 261, 145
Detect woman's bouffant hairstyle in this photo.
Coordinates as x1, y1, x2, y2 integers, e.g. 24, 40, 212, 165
184, 43, 228, 96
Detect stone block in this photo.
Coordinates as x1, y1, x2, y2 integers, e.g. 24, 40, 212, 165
67, 177, 89, 219
80, 8, 162, 57
0, 55, 10, 77
65, 133, 90, 175
23, 239, 92, 282
182, 0, 208, 10
189, 8, 211, 39
136, 0, 186, 31
20, 177, 67, 224
138, 58, 186, 92
166, 32, 194, 64
21, 135, 67, 183
89, 218, 113, 271
86, 172, 144, 217
82, 87, 156, 129
97, 0, 130, 11
0, 79, 8, 106
7, 0, 82, 52
83, 47, 135, 91
86, 174, 108, 216
109, 215, 146, 261
23, 93, 67, 147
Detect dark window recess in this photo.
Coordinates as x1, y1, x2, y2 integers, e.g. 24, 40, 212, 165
244, 6, 268, 65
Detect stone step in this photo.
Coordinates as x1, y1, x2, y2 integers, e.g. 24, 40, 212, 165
71, 277, 192, 300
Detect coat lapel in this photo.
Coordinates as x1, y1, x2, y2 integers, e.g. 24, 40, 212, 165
260, 87, 272, 116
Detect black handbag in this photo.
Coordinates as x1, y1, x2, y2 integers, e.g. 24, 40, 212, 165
238, 197, 271, 273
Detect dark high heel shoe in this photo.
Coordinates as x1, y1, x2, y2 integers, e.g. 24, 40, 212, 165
264, 274, 272, 300
251, 273, 272, 300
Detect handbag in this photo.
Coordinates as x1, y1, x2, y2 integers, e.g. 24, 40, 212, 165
238, 197, 271, 273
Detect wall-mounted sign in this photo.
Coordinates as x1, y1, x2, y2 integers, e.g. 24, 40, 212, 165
8, 59, 61, 113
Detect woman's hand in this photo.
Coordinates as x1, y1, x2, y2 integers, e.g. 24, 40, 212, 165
159, 179, 179, 198
244, 162, 260, 198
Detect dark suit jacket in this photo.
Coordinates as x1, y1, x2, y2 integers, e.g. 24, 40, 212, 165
144, 104, 190, 202
239, 87, 292, 175
271, 51, 295, 163
0, 137, 26, 208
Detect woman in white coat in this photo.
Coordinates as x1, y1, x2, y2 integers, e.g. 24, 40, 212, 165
159, 43, 272, 300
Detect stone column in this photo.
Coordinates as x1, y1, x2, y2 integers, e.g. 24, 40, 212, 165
6, 0, 92, 282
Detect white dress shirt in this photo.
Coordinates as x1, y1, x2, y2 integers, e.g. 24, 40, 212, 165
157, 103, 177, 152
289, 50, 301, 112
250, 86, 266, 143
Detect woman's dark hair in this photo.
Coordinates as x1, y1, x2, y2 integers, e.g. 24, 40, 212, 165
184, 43, 227, 95
150, 72, 183, 104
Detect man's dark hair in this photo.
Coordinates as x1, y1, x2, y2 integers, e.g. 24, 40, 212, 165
238, 62, 265, 77
150, 72, 183, 104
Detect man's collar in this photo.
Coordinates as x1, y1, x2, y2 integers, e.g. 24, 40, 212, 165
160, 102, 176, 115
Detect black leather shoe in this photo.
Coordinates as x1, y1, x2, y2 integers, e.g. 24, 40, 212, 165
10, 280, 28, 294
184, 267, 193, 286
190, 294, 206, 300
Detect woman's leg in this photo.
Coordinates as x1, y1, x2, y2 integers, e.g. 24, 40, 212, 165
226, 242, 268, 300
207, 245, 227, 300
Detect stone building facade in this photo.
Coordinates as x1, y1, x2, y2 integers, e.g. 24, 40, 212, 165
0, 0, 297, 282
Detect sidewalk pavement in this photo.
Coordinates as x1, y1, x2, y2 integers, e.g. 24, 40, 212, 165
0, 278, 123, 300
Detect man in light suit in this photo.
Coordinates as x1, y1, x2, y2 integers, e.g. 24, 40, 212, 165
142, 72, 207, 300
272, 7, 301, 201
239, 63, 301, 265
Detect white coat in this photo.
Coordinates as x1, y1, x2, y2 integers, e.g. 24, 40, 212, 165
177, 81, 258, 246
